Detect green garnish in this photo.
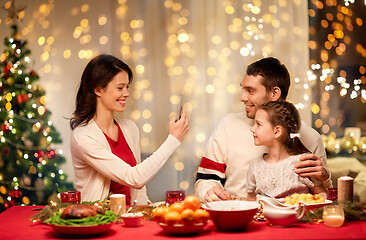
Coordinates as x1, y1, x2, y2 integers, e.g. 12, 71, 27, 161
44, 210, 117, 226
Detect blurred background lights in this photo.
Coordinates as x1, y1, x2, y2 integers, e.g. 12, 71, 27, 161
1, 0, 363, 203
175, 162, 184, 171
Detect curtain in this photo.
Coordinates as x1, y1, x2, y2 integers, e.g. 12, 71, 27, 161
0, 0, 309, 201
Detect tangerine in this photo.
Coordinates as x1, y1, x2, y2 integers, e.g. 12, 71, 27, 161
181, 208, 195, 225
194, 209, 210, 223
183, 195, 201, 211
164, 211, 182, 225
169, 202, 185, 213
153, 206, 169, 223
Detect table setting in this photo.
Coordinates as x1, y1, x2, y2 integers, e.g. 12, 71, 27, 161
0, 176, 366, 240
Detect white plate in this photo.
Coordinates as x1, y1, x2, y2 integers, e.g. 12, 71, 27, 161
48, 223, 114, 236
279, 199, 333, 209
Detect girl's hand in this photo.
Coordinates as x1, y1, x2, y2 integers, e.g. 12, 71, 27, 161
169, 107, 189, 142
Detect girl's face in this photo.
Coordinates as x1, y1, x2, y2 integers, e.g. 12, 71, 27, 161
250, 109, 276, 147
95, 71, 130, 113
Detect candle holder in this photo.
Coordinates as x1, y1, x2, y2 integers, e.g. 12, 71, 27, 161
326, 188, 338, 202
60, 191, 81, 203
165, 190, 185, 205
322, 205, 345, 227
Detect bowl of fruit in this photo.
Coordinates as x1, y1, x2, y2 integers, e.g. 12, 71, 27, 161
153, 195, 210, 235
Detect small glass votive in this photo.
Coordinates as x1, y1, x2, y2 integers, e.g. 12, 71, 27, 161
322, 205, 345, 227
327, 188, 338, 202
165, 190, 185, 205
60, 191, 81, 203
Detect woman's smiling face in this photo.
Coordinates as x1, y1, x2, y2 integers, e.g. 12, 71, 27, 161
96, 70, 130, 113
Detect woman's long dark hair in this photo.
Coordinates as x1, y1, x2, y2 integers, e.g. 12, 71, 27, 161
70, 54, 133, 130
259, 101, 309, 155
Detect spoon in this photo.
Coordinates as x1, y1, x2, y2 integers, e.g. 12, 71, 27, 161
133, 200, 137, 215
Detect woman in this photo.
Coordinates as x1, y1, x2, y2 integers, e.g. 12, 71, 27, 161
70, 54, 189, 204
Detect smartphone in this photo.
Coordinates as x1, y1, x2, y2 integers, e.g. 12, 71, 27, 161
178, 95, 183, 120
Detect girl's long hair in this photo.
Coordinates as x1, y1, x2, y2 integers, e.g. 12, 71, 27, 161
70, 54, 133, 130
259, 101, 309, 155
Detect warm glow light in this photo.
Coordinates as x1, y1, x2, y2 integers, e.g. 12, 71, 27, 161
98, 15, 107, 25
135, 65, 145, 74
178, 33, 189, 43
143, 123, 152, 133
40, 96, 47, 105
46, 37, 54, 45
142, 110, 151, 119
81, 4, 89, 13
196, 133, 206, 142
175, 162, 184, 171
99, 36, 108, 45
38, 37, 45, 46
225, 6, 234, 14
63, 50, 71, 59
311, 103, 320, 114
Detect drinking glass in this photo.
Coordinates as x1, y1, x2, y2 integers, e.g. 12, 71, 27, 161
326, 188, 338, 202
60, 191, 81, 203
322, 205, 345, 227
165, 190, 185, 205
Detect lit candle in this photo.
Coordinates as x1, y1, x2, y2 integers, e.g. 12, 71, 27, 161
322, 205, 345, 227
337, 176, 354, 202
110, 194, 126, 216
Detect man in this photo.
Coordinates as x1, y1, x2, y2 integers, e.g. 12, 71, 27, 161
195, 57, 331, 202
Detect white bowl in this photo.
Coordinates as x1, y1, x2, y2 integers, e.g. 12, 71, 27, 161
202, 200, 259, 232
121, 213, 143, 227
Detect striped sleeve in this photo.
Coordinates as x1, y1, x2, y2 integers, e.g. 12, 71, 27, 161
196, 157, 226, 185
194, 114, 230, 201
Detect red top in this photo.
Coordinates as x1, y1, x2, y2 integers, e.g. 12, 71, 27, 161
103, 122, 136, 204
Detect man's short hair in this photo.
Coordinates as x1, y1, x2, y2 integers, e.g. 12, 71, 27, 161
246, 57, 290, 100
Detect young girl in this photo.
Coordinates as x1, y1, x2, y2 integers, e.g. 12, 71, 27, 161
70, 54, 189, 204
246, 101, 326, 201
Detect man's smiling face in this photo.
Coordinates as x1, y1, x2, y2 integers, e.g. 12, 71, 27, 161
239, 74, 273, 119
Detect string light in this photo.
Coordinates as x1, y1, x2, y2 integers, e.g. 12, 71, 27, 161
309, 0, 365, 159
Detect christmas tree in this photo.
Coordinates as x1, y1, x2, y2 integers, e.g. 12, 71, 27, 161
0, 11, 73, 211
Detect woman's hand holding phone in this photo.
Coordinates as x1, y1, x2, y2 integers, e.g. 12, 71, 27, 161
169, 96, 189, 142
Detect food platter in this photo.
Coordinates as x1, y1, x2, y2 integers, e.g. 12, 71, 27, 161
149, 201, 167, 207
158, 222, 207, 235
279, 199, 333, 210
48, 223, 114, 236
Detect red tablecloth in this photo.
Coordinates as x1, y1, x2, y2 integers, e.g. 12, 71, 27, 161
0, 206, 365, 240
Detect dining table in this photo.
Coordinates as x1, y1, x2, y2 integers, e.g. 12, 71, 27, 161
0, 205, 365, 240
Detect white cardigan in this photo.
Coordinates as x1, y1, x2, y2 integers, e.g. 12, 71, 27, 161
70, 117, 181, 204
